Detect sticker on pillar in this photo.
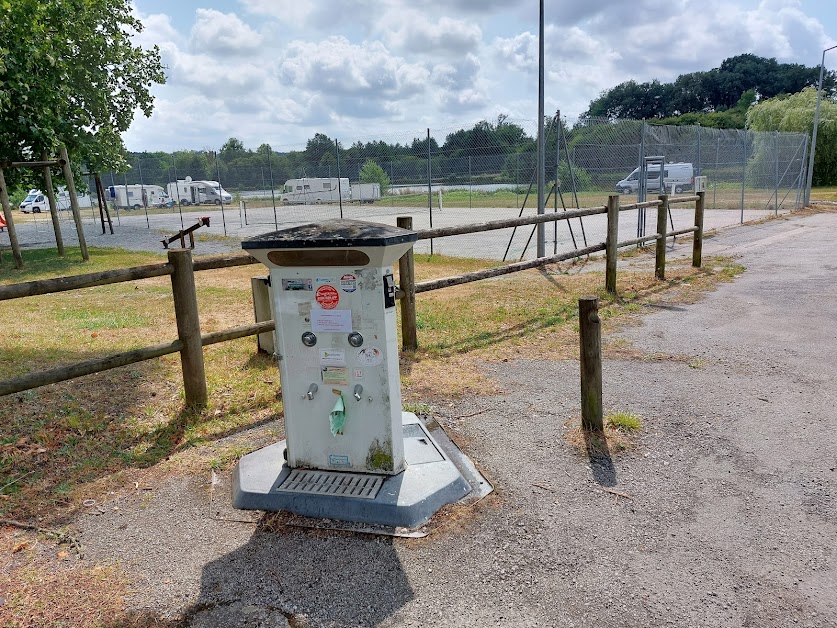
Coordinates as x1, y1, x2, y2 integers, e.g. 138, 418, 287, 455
329, 454, 350, 466
356, 346, 383, 366
340, 273, 357, 293
311, 309, 351, 332
322, 366, 349, 385
315, 285, 340, 309
282, 278, 312, 291
353, 368, 364, 379
320, 348, 346, 366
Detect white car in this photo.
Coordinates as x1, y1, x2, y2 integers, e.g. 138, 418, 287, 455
19, 190, 67, 213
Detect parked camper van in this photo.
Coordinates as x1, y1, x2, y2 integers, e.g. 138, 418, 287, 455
350, 182, 381, 203
167, 178, 232, 206
616, 163, 694, 194
107, 184, 169, 209
280, 178, 350, 204
19, 188, 92, 213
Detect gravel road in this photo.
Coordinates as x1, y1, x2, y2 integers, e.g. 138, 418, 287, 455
65, 208, 837, 627
4, 201, 788, 260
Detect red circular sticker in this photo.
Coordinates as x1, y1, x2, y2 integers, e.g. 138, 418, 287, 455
315, 285, 340, 309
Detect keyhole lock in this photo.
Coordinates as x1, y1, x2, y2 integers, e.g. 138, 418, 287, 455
301, 332, 317, 347
347, 332, 364, 347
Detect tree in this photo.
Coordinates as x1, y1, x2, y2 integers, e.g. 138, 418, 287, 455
0, 0, 165, 183
747, 87, 837, 185
220, 137, 247, 160
583, 54, 835, 122
359, 159, 390, 194
304, 133, 335, 170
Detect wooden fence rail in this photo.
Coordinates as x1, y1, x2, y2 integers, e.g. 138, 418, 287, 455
0, 192, 705, 403
398, 192, 706, 348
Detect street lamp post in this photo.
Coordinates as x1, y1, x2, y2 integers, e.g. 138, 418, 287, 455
805, 44, 837, 206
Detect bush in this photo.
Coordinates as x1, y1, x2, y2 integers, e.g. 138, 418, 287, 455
359, 159, 391, 195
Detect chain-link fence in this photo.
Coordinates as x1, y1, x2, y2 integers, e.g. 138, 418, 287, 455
58, 117, 809, 260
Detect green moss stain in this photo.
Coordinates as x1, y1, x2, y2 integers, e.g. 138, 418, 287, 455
366, 439, 394, 472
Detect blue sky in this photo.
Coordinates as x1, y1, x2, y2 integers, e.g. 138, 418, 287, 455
125, 0, 837, 153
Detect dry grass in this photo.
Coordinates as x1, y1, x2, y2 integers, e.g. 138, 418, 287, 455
0, 532, 131, 628
563, 425, 637, 456
0, 244, 742, 527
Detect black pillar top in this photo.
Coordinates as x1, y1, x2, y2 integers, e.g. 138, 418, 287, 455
243, 219, 417, 250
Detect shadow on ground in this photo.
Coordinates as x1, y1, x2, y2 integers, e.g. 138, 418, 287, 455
585, 430, 617, 487
178, 519, 414, 627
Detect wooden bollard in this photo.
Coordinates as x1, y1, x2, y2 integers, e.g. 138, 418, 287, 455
579, 296, 603, 432
655, 194, 668, 280
693, 191, 705, 268
168, 249, 208, 409
397, 216, 418, 351
605, 194, 619, 293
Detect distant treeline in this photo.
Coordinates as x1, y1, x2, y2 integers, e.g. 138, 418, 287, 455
583, 54, 836, 129
121, 116, 561, 191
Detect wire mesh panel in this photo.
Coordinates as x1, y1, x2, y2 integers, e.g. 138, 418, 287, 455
82, 117, 807, 260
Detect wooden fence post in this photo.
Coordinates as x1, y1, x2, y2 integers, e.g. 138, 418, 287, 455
605, 194, 619, 293
397, 216, 418, 351
579, 296, 603, 432
693, 191, 705, 268
168, 249, 208, 409
655, 194, 668, 280
41, 152, 65, 257
0, 166, 24, 269
58, 146, 89, 261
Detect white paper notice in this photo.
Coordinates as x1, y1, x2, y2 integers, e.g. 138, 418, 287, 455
311, 309, 352, 333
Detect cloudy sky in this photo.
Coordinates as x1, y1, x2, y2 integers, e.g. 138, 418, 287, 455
125, 0, 837, 153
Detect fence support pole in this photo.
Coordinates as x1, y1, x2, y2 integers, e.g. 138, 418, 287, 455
579, 296, 603, 432
59, 146, 90, 261
168, 249, 208, 409
41, 152, 65, 256
693, 192, 705, 268
655, 194, 668, 280
0, 166, 24, 269
605, 194, 619, 293
397, 216, 418, 352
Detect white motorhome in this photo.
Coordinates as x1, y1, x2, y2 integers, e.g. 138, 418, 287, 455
279, 178, 350, 204
19, 188, 92, 213
167, 178, 232, 206
616, 162, 694, 194
107, 184, 169, 209
350, 182, 381, 203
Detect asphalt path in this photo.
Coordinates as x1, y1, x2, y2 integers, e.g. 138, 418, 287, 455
4, 201, 791, 261
69, 208, 837, 626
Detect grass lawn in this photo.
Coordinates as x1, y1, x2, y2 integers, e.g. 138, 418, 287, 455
0, 244, 744, 525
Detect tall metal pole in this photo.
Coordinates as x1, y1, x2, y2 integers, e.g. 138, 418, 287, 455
427, 128, 433, 255
335, 138, 343, 219
268, 147, 278, 230
740, 130, 747, 224
536, 0, 546, 258
774, 131, 780, 215
805, 45, 837, 206
215, 151, 227, 236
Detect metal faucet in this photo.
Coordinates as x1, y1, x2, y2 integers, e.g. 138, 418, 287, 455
353, 385, 363, 401
306, 383, 318, 400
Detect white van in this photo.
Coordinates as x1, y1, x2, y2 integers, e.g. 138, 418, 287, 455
20, 189, 67, 213
616, 163, 694, 194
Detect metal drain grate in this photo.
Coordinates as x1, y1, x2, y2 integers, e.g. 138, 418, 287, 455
276, 469, 384, 499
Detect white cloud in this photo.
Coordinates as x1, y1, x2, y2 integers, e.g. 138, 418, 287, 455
190, 8, 264, 56
278, 36, 430, 99
239, 0, 314, 24
124, 0, 835, 151
377, 10, 482, 55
